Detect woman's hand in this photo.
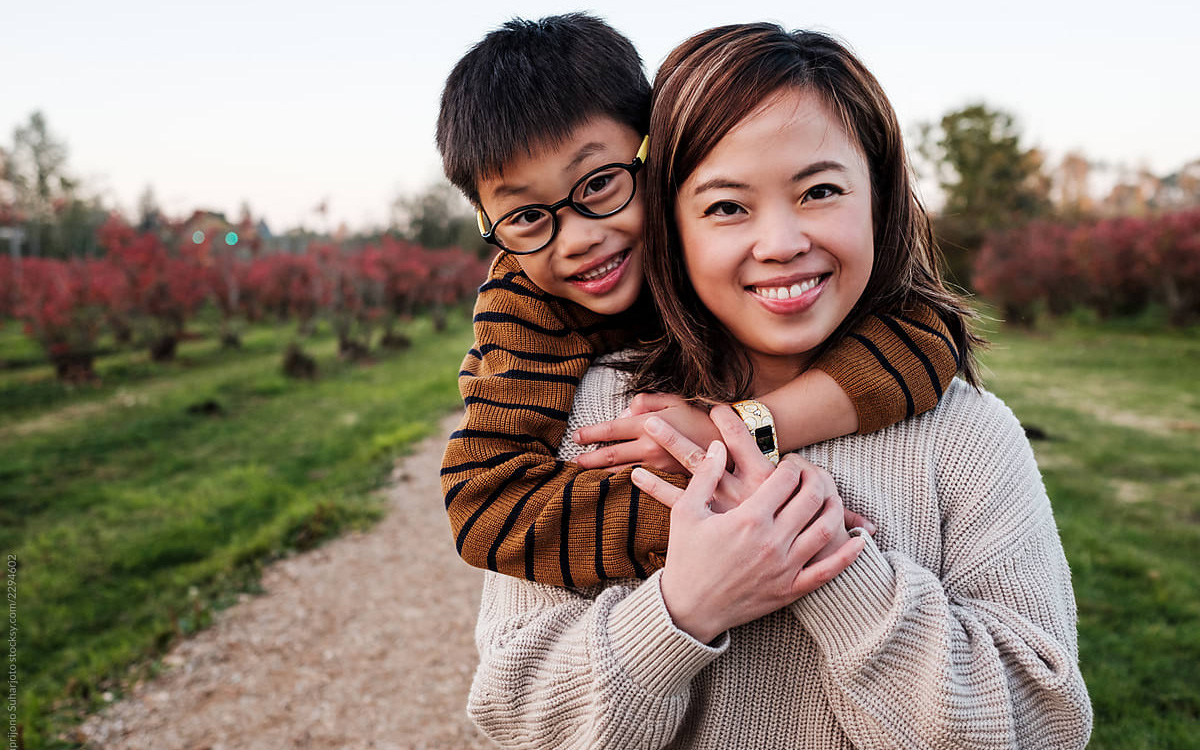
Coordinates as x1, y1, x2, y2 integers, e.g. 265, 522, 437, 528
572, 393, 720, 474
634, 405, 876, 532
631, 408, 866, 644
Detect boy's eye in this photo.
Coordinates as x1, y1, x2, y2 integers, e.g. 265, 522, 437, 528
804, 184, 845, 202
503, 208, 550, 233
582, 172, 614, 197
702, 201, 745, 218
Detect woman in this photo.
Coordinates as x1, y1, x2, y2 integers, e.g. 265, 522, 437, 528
466, 24, 1091, 749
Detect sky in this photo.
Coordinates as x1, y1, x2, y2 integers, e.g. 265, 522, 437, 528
3, 0, 1197, 232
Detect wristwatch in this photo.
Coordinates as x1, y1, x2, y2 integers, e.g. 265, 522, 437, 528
731, 399, 780, 465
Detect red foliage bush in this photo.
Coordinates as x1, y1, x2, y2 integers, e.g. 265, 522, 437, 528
14, 258, 127, 381
97, 214, 210, 359
974, 209, 1200, 324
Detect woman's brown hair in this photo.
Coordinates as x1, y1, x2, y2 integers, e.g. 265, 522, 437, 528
630, 24, 983, 402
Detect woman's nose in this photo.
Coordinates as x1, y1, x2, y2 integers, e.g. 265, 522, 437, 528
751, 210, 812, 262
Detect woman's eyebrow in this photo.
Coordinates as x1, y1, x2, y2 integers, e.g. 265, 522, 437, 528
791, 160, 847, 183
689, 177, 751, 196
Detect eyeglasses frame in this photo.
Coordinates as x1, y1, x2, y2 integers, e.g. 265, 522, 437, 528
476, 135, 650, 255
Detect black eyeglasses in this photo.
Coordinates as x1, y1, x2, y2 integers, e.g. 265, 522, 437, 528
477, 136, 649, 255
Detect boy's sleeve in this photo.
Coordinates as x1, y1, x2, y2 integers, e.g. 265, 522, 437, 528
441, 254, 673, 587
813, 302, 960, 434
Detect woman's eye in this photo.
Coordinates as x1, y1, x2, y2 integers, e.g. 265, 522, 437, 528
804, 184, 845, 202
703, 201, 745, 217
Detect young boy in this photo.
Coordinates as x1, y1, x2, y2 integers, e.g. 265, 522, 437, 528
437, 14, 960, 587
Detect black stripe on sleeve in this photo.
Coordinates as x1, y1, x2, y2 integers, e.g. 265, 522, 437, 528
444, 477, 471, 510
894, 312, 960, 369
440, 450, 525, 477
476, 343, 592, 365
849, 333, 915, 419
449, 428, 556, 453
462, 396, 569, 421
524, 523, 537, 581
560, 475, 577, 588
479, 276, 551, 301
594, 476, 611, 581
493, 369, 580, 386
472, 311, 573, 337
627, 485, 647, 579
875, 314, 943, 399
488, 462, 568, 572
455, 464, 532, 557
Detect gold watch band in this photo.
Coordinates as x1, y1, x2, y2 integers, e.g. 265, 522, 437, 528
731, 399, 780, 465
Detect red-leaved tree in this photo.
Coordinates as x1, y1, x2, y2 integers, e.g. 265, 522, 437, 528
14, 258, 128, 381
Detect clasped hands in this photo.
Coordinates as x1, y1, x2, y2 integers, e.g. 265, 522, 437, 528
576, 398, 869, 644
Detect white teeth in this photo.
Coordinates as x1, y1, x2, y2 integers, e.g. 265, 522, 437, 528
576, 253, 625, 281
752, 277, 821, 300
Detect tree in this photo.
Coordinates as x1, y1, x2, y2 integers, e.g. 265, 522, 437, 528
917, 103, 1051, 284
391, 181, 488, 253
919, 103, 1050, 227
7, 111, 76, 257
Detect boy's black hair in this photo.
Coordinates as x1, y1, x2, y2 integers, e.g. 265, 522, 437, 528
436, 13, 650, 206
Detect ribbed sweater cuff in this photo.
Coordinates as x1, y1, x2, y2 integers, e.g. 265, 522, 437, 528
607, 571, 727, 696
790, 531, 897, 657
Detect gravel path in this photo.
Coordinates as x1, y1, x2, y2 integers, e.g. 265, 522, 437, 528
81, 411, 493, 749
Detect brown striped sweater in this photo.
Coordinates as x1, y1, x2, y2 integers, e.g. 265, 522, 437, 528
441, 253, 960, 586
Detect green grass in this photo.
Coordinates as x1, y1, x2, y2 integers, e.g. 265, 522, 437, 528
3, 310, 1197, 748
1, 313, 475, 749
977, 315, 1200, 749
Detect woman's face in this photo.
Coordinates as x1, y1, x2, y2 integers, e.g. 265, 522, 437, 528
675, 88, 874, 390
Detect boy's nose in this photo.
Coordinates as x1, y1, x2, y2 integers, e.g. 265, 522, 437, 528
554, 209, 606, 258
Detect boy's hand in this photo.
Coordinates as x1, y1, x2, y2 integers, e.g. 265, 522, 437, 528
630, 405, 876, 534
573, 393, 720, 474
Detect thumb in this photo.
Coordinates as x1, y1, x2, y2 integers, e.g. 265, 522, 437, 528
675, 440, 726, 518
843, 509, 877, 535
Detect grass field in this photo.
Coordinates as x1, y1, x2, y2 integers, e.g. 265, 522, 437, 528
1, 312, 476, 748
3, 311, 1198, 748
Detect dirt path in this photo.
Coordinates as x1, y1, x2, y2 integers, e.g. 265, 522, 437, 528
80, 411, 493, 750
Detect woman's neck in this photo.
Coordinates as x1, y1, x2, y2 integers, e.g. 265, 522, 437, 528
748, 351, 810, 397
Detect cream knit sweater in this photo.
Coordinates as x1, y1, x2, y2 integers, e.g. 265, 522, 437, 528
467, 364, 1092, 749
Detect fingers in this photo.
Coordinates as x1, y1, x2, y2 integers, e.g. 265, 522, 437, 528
787, 494, 844, 564
575, 440, 650, 470
737, 458, 803, 519
843, 509, 877, 535
666, 440, 726, 518
644, 416, 708, 473
573, 415, 643, 447
628, 392, 687, 416
630, 467, 685, 508
790, 534, 866, 598
710, 405, 775, 480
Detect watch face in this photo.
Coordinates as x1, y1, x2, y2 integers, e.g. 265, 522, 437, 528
753, 425, 775, 455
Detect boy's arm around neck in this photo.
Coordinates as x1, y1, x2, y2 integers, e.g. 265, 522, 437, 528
760, 302, 960, 450
441, 254, 673, 587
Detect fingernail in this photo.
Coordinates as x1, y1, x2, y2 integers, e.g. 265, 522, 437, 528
631, 467, 649, 485
645, 416, 664, 434
706, 441, 720, 458
865, 520, 878, 535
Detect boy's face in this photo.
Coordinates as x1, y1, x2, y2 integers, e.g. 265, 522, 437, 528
476, 117, 645, 316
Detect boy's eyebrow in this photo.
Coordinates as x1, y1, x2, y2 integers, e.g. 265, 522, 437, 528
688, 160, 848, 197
487, 142, 612, 202
565, 142, 609, 173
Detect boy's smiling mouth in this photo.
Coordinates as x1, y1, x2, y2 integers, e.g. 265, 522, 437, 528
567, 249, 632, 289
